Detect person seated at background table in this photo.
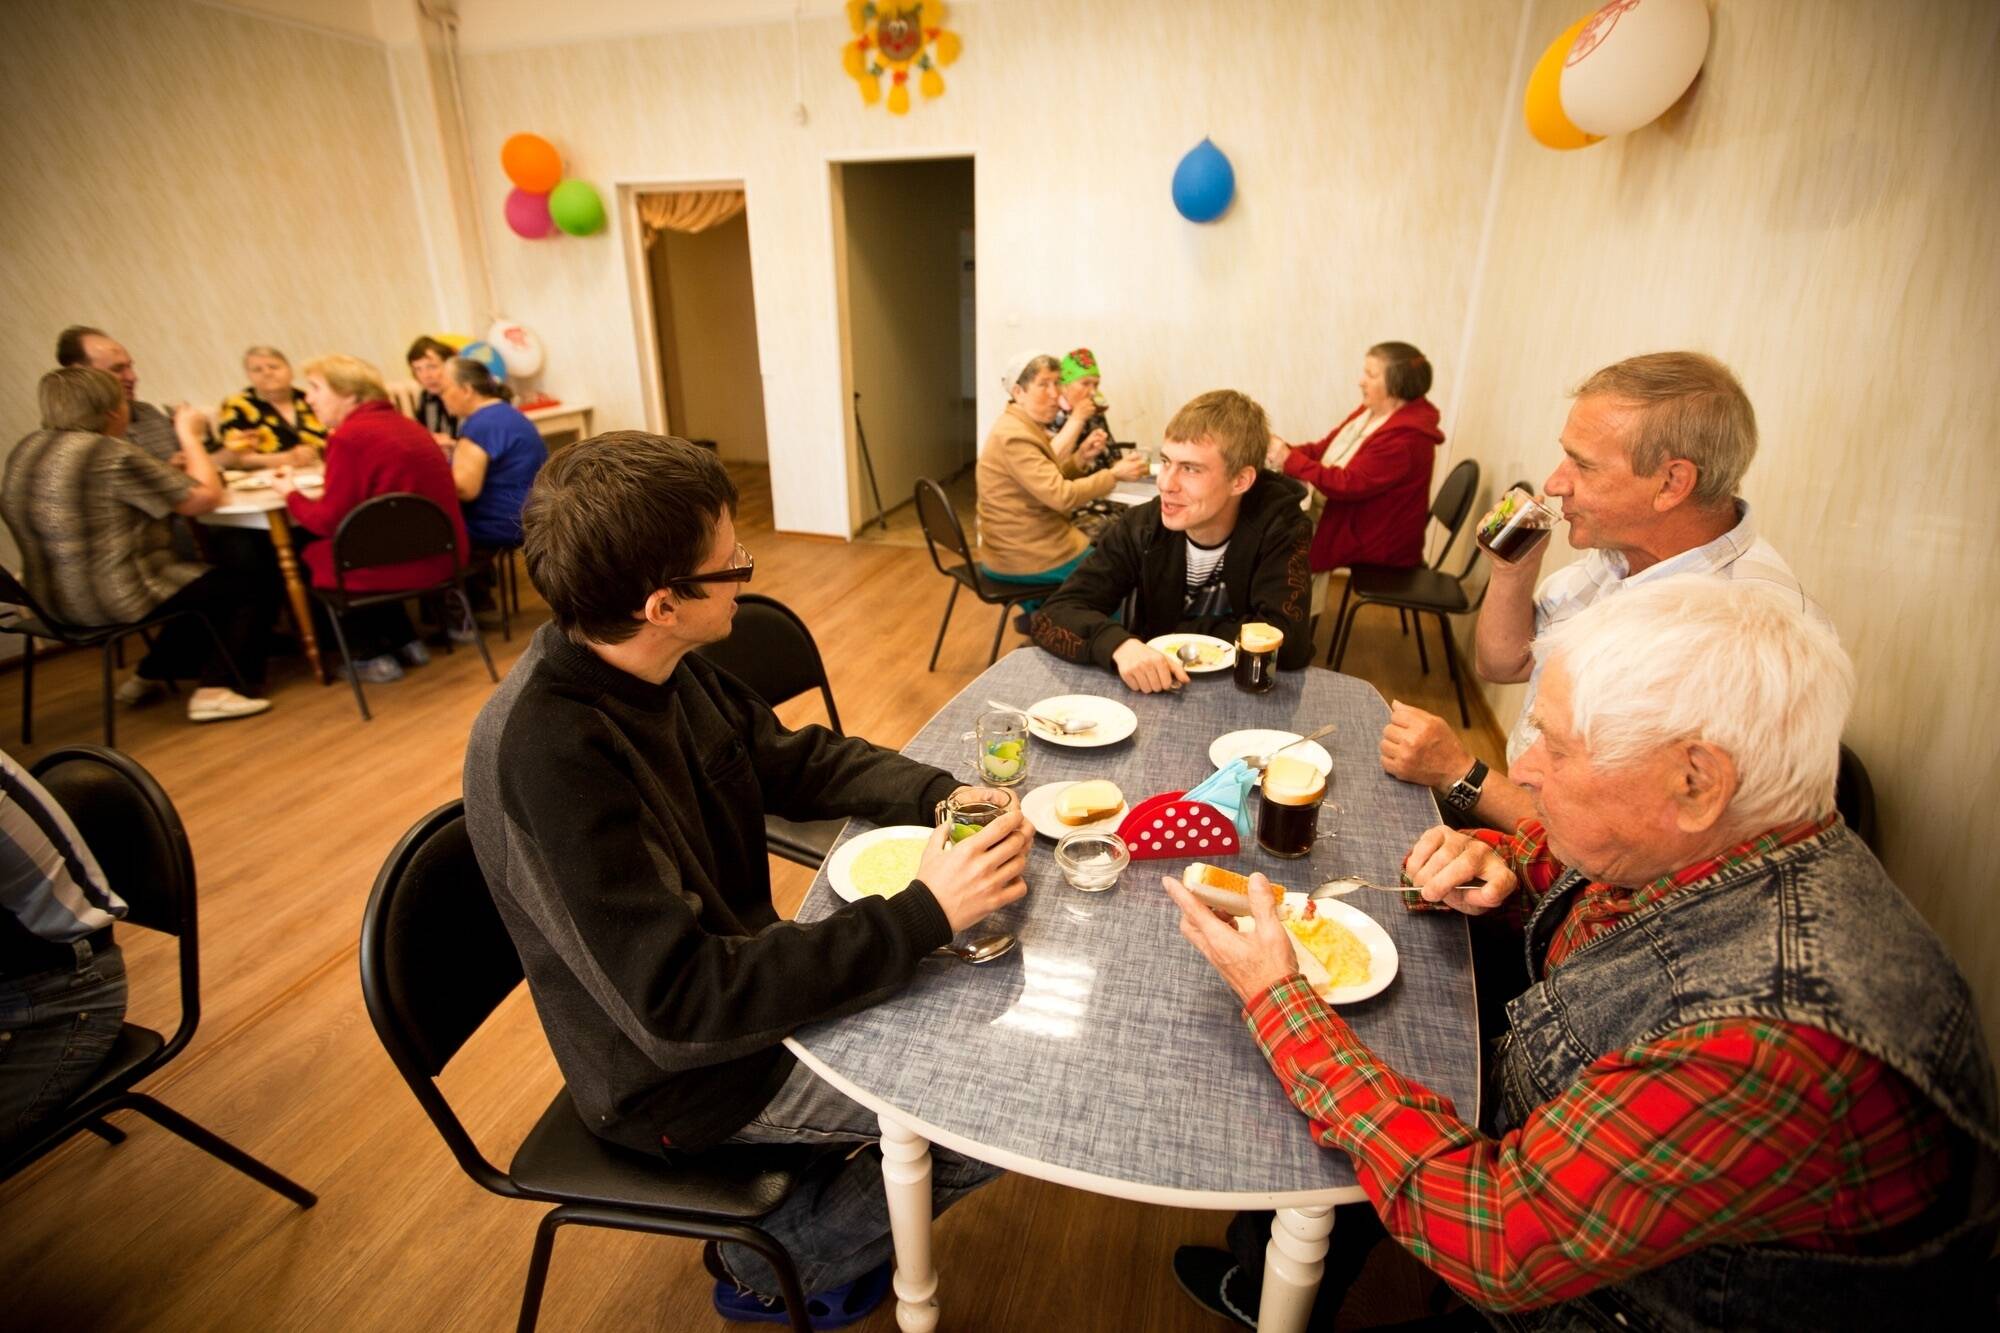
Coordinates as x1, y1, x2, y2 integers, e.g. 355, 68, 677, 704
1049, 346, 1120, 474
1, 368, 272, 722
213, 345, 326, 470
976, 351, 1148, 595
1378, 352, 1822, 836
404, 335, 459, 446
54, 325, 177, 463
1030, 389, 1312, 693
1166, 578, 1999, 1331
437, 355, 546, 635
275, 354, 466, 685
1, 749, 129, 1148
1266, 341, 1444, 609
463, 433, 1026, 1326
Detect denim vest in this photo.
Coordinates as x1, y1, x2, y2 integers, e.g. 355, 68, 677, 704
1485, 825, 2000, 1333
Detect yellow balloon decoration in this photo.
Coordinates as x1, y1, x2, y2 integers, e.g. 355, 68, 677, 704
844, 1, 959, 112
1524, 14, 1603, 150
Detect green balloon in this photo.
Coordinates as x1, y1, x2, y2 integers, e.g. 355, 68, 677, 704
548, 179, 605, 236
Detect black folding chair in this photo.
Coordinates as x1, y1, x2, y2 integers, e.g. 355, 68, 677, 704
313, 493, 497, 720
915, 478, 1064, 670
2, 746, 317, 1209
0, 565, 244, 746
468, 544, 524, 642
692, 594, 848, 868
359, 802, 818, 1333
1837, 742, 1881, 856
1325, 461, 1490, 727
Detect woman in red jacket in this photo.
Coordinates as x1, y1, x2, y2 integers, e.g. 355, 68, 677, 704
1267, 342, 1444, 578
278, 354, 470, 684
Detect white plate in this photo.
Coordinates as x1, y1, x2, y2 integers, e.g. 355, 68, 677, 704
1208, 729, 1334, 775
826, 825, 934, 903
1146, 633, 1235, 672
226, 473, 274, 491
1020, 781, 1128, 840
1026, 694, 1138, 748
1237, 894, 1398, 1004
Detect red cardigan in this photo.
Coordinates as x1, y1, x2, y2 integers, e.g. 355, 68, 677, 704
285, 399, 468, 592
1282, 397, 1444, 571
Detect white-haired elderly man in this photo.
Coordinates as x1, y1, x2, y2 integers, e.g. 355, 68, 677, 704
1167, 579, 1998, 1331
1378, 352, 1826, 834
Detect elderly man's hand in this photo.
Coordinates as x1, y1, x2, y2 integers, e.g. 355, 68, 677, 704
1380, 700, 1475, 789
1164, 871, 1298, 1005
1403, 827, 1518, 915
1112, 637, 1188, 693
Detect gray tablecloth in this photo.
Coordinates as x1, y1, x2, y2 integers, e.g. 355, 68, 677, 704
791, 650, 1477, 1206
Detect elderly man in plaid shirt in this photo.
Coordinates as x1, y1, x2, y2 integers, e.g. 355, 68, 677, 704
1168, 579, 1998, 1331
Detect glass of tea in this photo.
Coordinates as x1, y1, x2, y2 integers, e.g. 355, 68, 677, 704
1256, 754, 1328, 859
1475, 487, 1558, 562
1233, 621, 1283, 693
966, 710, 1030, 787
937, 790, 1013, 846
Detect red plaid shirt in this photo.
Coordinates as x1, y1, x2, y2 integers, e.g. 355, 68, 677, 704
1244, 816, 1952, 1312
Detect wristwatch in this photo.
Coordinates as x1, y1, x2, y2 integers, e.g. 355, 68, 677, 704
1441, 759, 1489, 818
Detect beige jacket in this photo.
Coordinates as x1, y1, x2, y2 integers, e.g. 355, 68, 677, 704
974, 403, 1119, 574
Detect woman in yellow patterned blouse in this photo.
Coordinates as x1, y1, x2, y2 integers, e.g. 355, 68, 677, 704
214, 345, 327, 469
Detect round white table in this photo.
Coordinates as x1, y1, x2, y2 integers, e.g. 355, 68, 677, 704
196, 475, 323, 679
787, 650, 1478, 1331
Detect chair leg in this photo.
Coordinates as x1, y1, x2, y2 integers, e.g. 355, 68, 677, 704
517, 1208, 563, 1333
1331, 602, 1366, 673
1324, 580, 1354, 666
322, 608, 372, 721
1399, 608, 1409, 636
1412, 611, 1430, 675
454, 585, 500, 683
19, 635, 33, 745
100, 642, 117, 747
85, 1117, 127, 1144
1437, 612, 1472, 728
114, 1092, 317, 1207
927, 583, 959, 672
988, 605, 1010, 664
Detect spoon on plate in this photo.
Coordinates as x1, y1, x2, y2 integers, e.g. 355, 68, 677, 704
930, 932, 1018, 964
986, 698, 1097, 735
1176, 643, 1206, 666
1245, 722, 1341, 771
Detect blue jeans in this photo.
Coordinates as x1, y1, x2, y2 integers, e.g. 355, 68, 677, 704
0, 938, 128, 1146
979, 549, 1091, 613
718, 1060, 1001, 1297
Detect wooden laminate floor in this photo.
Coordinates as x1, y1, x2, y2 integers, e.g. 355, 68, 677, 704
0, 465, 1503, 1331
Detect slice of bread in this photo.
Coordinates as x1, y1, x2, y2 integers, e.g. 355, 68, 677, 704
1183, 861, 1287, 915
1056, 779, 1124, 826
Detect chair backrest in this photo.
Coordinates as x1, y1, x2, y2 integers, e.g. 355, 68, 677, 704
359, 800, 526, 1195
691, 594, 843, 734
1836, 743, 1881, 855
30, 745, 202, 1056
1427, 458, 1481, 571
330, 492, 463, 588
914, 478, 981, 586
384, 378, 424, 419
0, 562, 65, 635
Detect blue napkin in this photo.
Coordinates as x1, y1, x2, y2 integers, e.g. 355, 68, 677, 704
1183, 758, 1255, 843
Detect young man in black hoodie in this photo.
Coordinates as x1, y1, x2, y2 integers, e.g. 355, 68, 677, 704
463, 432, 1029, 1324
1030, 389, 1314, 692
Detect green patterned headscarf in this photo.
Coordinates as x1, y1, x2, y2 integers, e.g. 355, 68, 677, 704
1059, 348, 1100, 385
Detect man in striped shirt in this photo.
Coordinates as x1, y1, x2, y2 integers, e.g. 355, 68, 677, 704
1167, 580, 1996, 1330
1378, 352, 1825, 835
1, 750, 128, 1146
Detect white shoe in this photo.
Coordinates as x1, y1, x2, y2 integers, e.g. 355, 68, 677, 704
446, 604, 480, 645
353, 654, 405, 683
186, 688, 272, 723
116, 675, 165, 706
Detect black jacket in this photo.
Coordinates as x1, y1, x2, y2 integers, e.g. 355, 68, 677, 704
1030, 470, 1315, 672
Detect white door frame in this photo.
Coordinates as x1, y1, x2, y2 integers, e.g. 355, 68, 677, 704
615, 177, 754, 438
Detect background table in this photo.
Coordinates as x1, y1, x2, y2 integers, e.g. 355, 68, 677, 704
197, 477, 324, 680
787, 651, 1478, 1330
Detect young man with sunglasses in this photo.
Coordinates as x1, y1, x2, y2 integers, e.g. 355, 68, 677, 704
463, 433, 1029, 1325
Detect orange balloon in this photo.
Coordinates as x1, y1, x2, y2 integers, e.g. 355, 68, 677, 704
501, 133, 563, 193
1524, 15, 1603, 150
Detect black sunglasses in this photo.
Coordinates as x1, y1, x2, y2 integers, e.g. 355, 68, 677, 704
666, 542, 754, 590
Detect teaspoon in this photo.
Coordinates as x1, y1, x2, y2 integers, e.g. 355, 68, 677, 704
930, 932, 1018, 964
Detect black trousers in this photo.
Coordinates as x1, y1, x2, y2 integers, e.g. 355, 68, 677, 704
135, 568, 269, 691
312, 598, 418, 663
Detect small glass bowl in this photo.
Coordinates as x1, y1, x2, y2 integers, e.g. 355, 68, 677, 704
1054, 831, 1130, 893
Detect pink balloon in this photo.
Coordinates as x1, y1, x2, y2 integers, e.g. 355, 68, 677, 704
504, 188, 553, 239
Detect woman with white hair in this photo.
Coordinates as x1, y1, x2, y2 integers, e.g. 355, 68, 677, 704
1167, 578, 1998, 1330
213, 346, 326, 470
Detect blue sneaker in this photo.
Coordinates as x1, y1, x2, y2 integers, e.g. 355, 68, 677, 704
711, 1259, 892, 1329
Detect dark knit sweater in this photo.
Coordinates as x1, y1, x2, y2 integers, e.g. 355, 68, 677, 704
463, 623, 959, 1153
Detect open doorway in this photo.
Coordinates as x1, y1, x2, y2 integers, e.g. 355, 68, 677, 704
831, 156, 975, 544
638, 187, 768, 464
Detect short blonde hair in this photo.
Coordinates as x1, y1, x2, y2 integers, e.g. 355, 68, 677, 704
243, 345, 289, 366
1164, 389, 1270, 476
300, 353, 388, 403
1573, 352, 1756, 507
38, 366, 124, 432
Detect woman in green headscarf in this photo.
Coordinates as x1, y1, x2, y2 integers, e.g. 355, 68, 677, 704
1051, 347, 1121, 473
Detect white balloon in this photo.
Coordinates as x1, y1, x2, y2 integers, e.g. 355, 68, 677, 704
485, 318, 545, 378
1559, 0, 1711, 138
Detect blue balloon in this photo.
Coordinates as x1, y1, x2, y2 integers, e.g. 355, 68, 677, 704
1171, 138, 1236, 223
459, 340, 508, 380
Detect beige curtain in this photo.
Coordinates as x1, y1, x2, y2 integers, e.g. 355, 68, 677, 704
637, 190, 747, 247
